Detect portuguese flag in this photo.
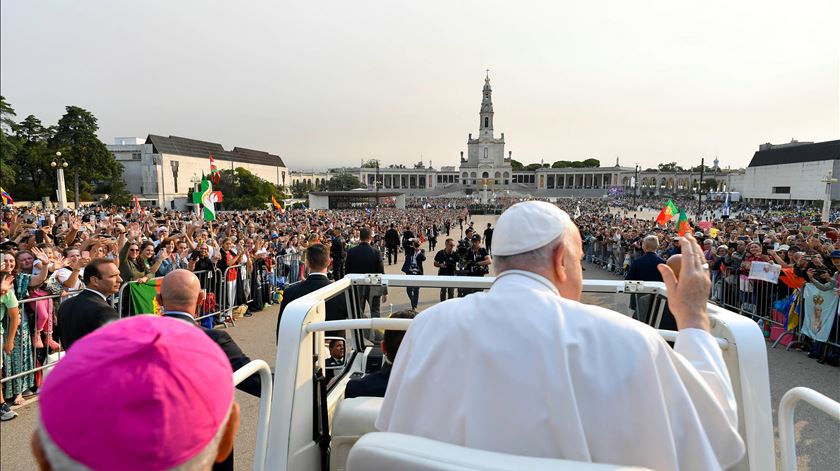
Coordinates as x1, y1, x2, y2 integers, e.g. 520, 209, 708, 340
677, 208, 691, 237
655, 200, 678, 226
129, 278, 162, 315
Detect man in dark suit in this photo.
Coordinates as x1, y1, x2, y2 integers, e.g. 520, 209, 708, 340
57, 258, 121, 349
278, 243, 348, 339
345, 228, 387, 320
345, 310, 415, 398
384, 224, 401, 265
157, 269, 261, 471
625, 235, 666, 323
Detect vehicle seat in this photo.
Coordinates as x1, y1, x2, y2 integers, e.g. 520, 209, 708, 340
346, 432, 653, 471
330, 396, 384, 471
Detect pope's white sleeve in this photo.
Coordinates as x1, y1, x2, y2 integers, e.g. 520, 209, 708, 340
674, 328, 739, 427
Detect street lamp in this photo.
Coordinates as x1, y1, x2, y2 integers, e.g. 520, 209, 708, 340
51, 152, 69, 211
633, 164, 639, 206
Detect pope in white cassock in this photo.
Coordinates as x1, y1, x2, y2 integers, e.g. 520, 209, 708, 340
376, 201, 746, 471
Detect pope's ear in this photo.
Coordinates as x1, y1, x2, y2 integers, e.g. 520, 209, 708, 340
553, 242, 567, 283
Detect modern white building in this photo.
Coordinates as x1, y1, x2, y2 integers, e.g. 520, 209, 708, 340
740, 139, 840, 205
108, 135, 288, 210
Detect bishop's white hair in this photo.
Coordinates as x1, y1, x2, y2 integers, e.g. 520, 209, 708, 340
38, 405, 232, 471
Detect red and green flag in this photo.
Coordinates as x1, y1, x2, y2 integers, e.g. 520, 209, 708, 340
677, 208, 691, 237
129, 278, 162, 315
655, 200, 678, 226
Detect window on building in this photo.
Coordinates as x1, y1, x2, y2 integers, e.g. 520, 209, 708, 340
484, 147, 488, 159
772, 186, 791, 194
484, 117, 489, 128
131, 152, 141, 160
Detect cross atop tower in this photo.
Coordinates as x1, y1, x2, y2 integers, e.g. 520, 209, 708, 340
486, 69, 490, 80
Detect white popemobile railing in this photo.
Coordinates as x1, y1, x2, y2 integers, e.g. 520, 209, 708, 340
248, 274, 837, 471
232, 360, 273, 470
777, 387, 840, 471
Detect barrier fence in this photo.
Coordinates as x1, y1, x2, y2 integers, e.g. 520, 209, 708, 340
1, 252, 304, 387
0, 290, 79, 386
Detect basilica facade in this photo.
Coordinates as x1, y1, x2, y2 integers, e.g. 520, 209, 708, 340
458, 73, 514, 188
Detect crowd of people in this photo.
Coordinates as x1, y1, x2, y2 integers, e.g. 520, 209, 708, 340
0, 194, 837, 470
0, 202, 477, 421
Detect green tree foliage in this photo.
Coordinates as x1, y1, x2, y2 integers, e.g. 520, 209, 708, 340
524, 163, 543, 171
701, 178, 718, 192
551, 158, 601, 168
326, 172, 362, 191
49, 106, 131, 204
215, 167, 282, 210
13, 115, 54, 199
0, 96, 19, 189
361, 159, 379, 168
657, 162, 684, 172
290, 180, 314, 198
510, 159, 523, 170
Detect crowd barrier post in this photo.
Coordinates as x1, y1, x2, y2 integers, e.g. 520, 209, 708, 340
0, 290, 81, 386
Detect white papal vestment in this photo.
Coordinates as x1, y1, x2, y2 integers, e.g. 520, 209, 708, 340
376, 271, 745, 471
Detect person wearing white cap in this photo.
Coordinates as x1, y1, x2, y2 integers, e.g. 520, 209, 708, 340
376, 201, 745, 470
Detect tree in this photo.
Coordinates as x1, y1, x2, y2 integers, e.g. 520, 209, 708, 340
290, 181, 312, 199
49, 106, 131, 203
658, 162, 684, 172
581, 158, 600, 168
524, 163, 543, 171
0, 96, 19, 190
552, 160, 572, 168
691, 164, 712, 173
326, 173, 361, 191
361, 159, 379, 168
13, 115, 54, 198
510, 159, 523, 171
701, 178, 718, 192
215, 167, 282, 210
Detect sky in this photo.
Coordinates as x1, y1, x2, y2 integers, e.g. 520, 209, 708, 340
1, 0, 838, 171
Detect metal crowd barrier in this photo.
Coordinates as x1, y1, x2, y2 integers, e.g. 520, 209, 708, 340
0, 289, 80, 386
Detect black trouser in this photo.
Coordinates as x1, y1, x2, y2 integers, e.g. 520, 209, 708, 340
332, 259, 346, 280
440, 286, 456, 301
429, 238, 437, 251
386, 245, 399, 265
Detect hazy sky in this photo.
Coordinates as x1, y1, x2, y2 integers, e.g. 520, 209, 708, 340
2, 1, 838, 171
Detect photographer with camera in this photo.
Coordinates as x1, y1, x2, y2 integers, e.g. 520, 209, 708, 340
434, 238, 459, 301
459, 233, 492, 297
401, 239, 426, 310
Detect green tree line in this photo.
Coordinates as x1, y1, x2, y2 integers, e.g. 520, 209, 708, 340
0, 96, 131, 205
510, 158, 601, 171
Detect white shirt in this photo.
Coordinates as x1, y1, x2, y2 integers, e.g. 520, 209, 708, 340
54, 267, 84, 291
83, 288, 108, 302
376, 271, 745, 471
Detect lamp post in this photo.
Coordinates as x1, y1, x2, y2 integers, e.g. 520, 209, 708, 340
51, 152, 69, 211
820, 171, 838, 222
697, 157, 705, 216
633, 164, 639, 206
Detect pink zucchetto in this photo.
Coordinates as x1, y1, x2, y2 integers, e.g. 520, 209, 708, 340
39, 316, 234, 471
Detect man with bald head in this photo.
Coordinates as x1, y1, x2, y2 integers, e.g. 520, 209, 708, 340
625, 234, 667, 323
157, 269, 261, 397
157, 269, 260, 471
377, 202, 745, 470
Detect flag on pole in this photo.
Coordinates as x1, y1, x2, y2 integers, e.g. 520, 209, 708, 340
192, 177, 223, 221
1, 187, 14, 205
655, 200, 678, 226
129, 278, 162, 315
209, 155, 221, 184
271, 195, 284, 213
677, 208, 691, 236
